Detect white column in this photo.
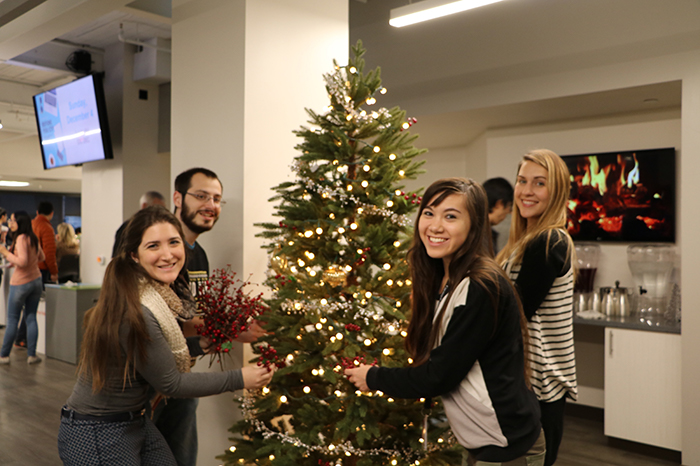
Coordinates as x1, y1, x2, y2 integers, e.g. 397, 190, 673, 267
81, 42, 169, 284
680, 58, 700, 466
171, 1, 347, 463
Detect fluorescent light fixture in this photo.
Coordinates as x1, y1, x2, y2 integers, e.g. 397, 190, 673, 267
0, 180, 30, 187
390, 0, 504, 27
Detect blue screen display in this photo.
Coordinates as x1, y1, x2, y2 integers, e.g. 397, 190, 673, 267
33, 75, 111, 169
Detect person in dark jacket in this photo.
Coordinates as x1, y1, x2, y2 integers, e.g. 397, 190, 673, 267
347, 178, 544, 465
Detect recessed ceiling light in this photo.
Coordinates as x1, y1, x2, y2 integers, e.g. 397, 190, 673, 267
0, 180, 30, 187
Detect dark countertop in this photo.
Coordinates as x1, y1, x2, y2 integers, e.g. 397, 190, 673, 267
574, 314, 681, 334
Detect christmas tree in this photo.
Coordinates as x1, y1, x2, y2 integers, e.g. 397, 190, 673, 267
220, 42, 460, 466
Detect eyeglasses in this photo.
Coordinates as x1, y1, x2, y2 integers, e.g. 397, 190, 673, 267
186, 192, 226, 205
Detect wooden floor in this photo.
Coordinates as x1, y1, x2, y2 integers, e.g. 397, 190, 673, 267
0, 327, 682, 466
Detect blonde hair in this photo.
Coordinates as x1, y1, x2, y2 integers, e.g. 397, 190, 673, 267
497, 149, 574, 266
57, 222, 79, 248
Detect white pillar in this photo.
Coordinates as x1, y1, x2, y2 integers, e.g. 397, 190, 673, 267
171, 1, 348, 463
81, 42, 169, 284
680, 58, 700, 466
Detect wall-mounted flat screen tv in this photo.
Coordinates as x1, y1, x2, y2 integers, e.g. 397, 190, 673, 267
32, 73, 113, 170
563, 147, 675, 243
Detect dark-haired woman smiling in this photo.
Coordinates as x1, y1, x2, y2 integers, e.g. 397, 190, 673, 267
57, 206, 273, 465
347, 178, 544, 466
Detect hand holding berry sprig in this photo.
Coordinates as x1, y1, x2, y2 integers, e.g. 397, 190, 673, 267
194, 267, 267, 366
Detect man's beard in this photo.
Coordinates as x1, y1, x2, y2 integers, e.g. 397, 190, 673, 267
181, 199, 218, 235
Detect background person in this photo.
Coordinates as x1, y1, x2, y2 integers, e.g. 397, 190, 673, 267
57, 206, 272, 465
33, 201, 58, 283
0, 211, 45, 365
56, 222, 81, 283
346, 178, 544, 466
112, 190, 166, 258
497, 149, 577, 466
483, 177, 514, 255
12, 201, 57, 348
56, 222, 80, 263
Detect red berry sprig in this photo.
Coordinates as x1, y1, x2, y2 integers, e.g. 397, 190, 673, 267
257, 345, 286, 370
344, 323, 361, 332
399, 116, 418, 132
195, 267, 266, 363
340, 355, 377, 370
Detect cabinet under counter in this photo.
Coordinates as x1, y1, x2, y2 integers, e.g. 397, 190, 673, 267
573, 316, 681, 451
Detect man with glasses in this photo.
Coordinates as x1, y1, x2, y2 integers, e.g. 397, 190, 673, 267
173, 167, 224, 300
148, 167, 224, 466
156, 167, 263, 466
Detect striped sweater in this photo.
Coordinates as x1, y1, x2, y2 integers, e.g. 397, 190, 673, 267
504, 230, 577, 403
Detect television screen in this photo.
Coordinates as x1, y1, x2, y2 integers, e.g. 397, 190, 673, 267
563, 147, 675, 242
32, 74, 113, 170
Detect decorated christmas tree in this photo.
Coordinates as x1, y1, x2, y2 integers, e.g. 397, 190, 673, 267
220, 42, 460, 466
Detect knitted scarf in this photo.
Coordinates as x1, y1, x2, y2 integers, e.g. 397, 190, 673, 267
139, 280, 191, 374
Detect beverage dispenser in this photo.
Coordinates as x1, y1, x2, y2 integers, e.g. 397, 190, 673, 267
627, 244, 676, 316
574, 242, 600, 313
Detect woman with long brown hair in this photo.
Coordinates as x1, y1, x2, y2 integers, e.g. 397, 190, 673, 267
57, 206, 272, 465
497, 149, 577, 466
0, 211, 45, 364
347, 178, 544, 465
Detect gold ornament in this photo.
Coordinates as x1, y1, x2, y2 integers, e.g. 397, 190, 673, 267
323, 265, 347, 288
270, 245, 288, 273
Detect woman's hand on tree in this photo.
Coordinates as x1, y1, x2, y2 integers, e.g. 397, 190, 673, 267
242, 364, 274, 389
345, 364, 372, 392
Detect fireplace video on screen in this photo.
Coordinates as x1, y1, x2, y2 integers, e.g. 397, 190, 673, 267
563, 147, 675, 242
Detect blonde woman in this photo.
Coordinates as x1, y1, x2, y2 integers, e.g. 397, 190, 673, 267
56, 222, 80, 264
497, 149, 577, 466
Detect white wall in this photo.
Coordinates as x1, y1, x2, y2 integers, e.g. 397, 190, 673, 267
485, 112, 681, 290
170, 1, 348, 464
403, 145, 469, 194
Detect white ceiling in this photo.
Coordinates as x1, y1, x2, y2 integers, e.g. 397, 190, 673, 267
350, 0, 696, 148
0, 0, 697, 190
0, 0, 171, 192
